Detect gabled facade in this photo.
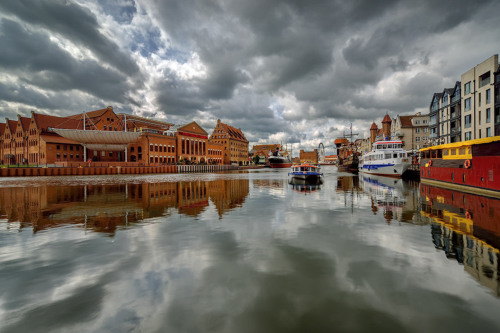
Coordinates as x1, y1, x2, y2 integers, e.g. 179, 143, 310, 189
29, 112, 82, 165
2, 119, 17, 165
429, 92, 442, 141
448, 82, 462, 143
209, 119, 249, 165
68, 106, 123, 131
177, 122, 209, 164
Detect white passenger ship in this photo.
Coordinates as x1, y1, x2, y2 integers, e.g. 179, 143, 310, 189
358, 140, 411, 178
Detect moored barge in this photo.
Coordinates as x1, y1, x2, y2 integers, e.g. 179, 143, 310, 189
419, 136, 500, 198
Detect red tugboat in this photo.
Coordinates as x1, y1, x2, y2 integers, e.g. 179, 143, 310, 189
419, 136, 500, 198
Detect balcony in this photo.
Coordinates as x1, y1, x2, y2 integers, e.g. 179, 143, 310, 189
450, 126, 461, 134
394, 132, 404, 138
479, 76, 491, 88
430, 133, 438, 139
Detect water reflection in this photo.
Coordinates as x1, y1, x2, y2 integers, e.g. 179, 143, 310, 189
0, 179, 250, 234
359, 175, 420, 224
421, 184, 500, 296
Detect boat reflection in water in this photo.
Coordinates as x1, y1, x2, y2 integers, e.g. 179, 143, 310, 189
288, 177, 322, 194
0, 178, 250, 234
421, 184, 500, 296
359, 174, 420, 223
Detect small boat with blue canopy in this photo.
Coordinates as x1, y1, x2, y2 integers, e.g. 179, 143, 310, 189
288, 164, 323, 182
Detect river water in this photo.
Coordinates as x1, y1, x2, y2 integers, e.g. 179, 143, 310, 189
1, 167, 500, 332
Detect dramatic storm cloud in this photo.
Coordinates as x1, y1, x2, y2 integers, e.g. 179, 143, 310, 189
0, 0, 498, 154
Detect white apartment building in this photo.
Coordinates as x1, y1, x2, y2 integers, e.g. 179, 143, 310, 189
461, 54, 498, 140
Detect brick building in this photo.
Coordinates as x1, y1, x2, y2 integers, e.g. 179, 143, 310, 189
209, 119, 249, 165
299, 149, 318, 164
1, 107, 246, 167
176, 122, 209, 164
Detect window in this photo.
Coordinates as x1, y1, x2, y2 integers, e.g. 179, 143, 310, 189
465, 131, 471, 140
464, 81, 471, 95
465, 115, 471, 128
416, 137, 420, 142
464, 98, 471, 111
486, 127, 491, 137
416, 128, 420, 133
486, 108, 491, 123
479, 93, 481, 107
479, 111, 481, 125
486, 89, 491, 104
479, 71, 490, 88
442, 94, 448, 106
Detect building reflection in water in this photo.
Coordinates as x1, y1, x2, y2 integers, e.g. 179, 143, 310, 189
0, 179, 249, 234
421, 184, 500, 296
356, 175, 420, 224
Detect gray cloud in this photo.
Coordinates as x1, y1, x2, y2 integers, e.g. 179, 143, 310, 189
0, 0, 499, 148
0, 0, 140, 76
0, 19, 134, 105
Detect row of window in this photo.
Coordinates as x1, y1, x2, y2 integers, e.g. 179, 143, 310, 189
464, 127, 493, 140
149, 144, 175, 153
56, 145, 80, 151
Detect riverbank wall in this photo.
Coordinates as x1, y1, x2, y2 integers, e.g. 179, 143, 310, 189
0, 164, 262, 177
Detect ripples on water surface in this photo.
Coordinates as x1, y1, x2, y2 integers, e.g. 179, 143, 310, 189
1, 167, 500, 332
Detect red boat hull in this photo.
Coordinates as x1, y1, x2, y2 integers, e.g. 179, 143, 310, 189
269, 163, 292, 168
420, 140, 500, 198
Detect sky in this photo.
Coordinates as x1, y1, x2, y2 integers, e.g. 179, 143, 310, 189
0, 0, 499, 155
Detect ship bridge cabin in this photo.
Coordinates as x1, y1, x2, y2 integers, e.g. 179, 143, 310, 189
373, 141, 404, 150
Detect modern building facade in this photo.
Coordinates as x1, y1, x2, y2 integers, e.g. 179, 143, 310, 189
461, 54, 498, 141
428, 54, 499, 143
494, 61, 500, 136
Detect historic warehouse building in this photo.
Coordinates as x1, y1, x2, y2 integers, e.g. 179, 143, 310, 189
0, 107, 249, 166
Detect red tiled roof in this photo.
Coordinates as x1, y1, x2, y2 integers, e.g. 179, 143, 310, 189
68, 107, 110, 120
382, 114, 392, 123
370, 122, 378, 130
34, 113, 83, 131
220, 122, 247, 142
7, 120, 17, 132
18, 117, 30, 131
400, 116, 414, 128
40, 134, 79, 145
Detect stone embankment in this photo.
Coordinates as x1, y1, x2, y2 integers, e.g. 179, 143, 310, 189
0, 164, 261, 177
